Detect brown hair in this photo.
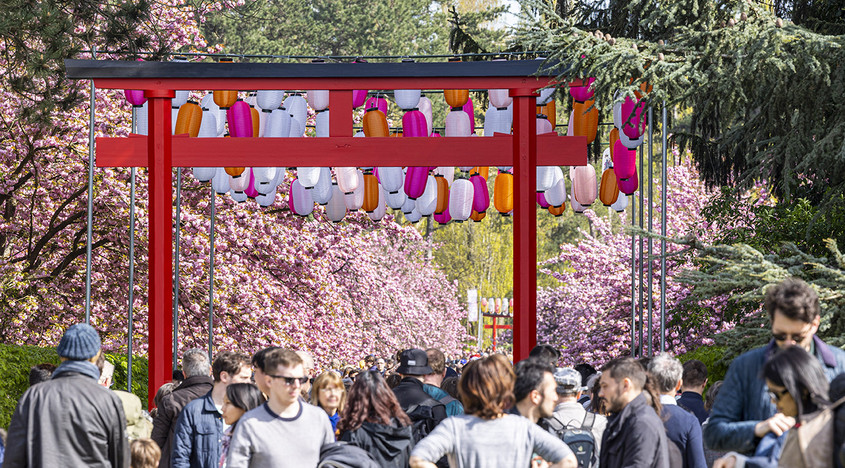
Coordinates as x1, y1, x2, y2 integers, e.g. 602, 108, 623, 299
310, 372, 347, 413
603, 358, 662, 416
426, 348, 446, 375
130, 438, 161, 468
338, 371, 410, 434
263, 348, 303, 373
764, 277, 820, 323
459, 354, 515, 419
212, 352, 251, 382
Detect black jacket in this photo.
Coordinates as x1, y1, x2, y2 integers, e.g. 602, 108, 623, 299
600, 392, 671, 468
150, 375, 213, 468
392, 377, 447, 427
4, 364, 129, 468
340, 420, 415, 468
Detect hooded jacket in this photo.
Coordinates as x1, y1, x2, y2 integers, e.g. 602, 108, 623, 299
340, 420, 415, 467
600, 392, 671, 468
4, 360, 129, 468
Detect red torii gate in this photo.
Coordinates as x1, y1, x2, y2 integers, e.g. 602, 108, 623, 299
65, 59, 588, 405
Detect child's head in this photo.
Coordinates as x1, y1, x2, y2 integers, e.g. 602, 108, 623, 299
130, 438, 161, 468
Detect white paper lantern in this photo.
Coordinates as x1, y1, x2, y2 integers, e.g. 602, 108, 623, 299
567, 110, 575, 136
484, 106, 511, 136
387, 189, 406, 209
537, 87, 555, 105
264, 108, 291, 138
229, 172, 249, 193
394, 89, 421, 111
256, 187, 276, 207
297, 167, 321, 189
326, 184, 347, 222
200, 93, 226, 136
377, 167, 404, 194
405, 207, 422, 223
336, 167, 360, 194
418, 96, 433, 135
315, 110, 330, 137
613, 91, 624, 129
197, 108, 217, 138
289, 179, 314, 216
445, 110, 471, 137
289, 117, 305, 137
193, 167, 216, 182
211, 168, 229, 194
283, 94, 308, 126
311, 167, 333, 205
537, 116, 554, 134
244, 92, 257, 107
171, 107, 179, 134
253, 167, 277, 185
257, 90, 285, 111
135, 101, 148, 136
368, 185, 388, 221
434, 167, 455, 186
611, 193, 628, 212
449, 178, 474, 221
544, 177, 567, 207
353, 130, 365, 138
536, 166, 557, 192
618, 130, 645, 149
306, 90, 329, 111
172, 90, 189, 108
344, 170, 365, 210
416, 175, 438, 216
401, 197, 415, 214
230, 190, 248, 203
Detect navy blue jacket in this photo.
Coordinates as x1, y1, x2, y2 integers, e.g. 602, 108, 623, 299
677, 391, 709, 425
703, 336, 845, 454
170, 391, 223, 468
661, 402, 707, 468
600, 392, 671, 468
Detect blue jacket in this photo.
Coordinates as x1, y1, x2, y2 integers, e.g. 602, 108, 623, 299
662, 402, 707, 468
170, 391, 223, 468
677, 391, 709, 425
423, 384, 464, 417
703, 336, 845, 454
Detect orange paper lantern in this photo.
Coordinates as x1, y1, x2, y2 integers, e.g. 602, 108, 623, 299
174, 101, 202, 137
435, 175, 449, 214
573, 99, 599, 144
494, 172, 514, 214
470, 210, 486, 222
362, 108, 389, 137
250, 106, 260, 137
609, 128, 620, 160
599, 168, 620, 206
548, 204, 566, 216
362, 172, 379, 212
536, 102, 556, 128
225, 167, 245, 177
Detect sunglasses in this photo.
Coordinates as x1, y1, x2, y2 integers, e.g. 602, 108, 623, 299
267, 374, 309, 386
768, 387, 789, 402
771, 331, 809, 343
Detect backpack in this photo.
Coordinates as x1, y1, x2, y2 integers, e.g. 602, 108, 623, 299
778, 396, 845, 468
544, 412, 597, 468
318, 442, 379, 468
405, 397, 443, 443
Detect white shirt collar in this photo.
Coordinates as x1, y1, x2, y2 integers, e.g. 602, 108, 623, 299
659, 394, 678, 405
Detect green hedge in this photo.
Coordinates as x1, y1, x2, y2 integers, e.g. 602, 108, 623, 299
0, 344, 149, 428
678, 345, 730, 392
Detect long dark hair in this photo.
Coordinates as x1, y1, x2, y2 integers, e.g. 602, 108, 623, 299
337, 371, 410, 434
226, 383, 266, 423
762, 345, 830, 416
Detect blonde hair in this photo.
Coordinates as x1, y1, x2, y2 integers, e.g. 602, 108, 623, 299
130, 438, 161, 468
310, 371, 346, 413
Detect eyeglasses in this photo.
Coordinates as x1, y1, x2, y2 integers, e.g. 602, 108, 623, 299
768, 387, 789, 402
266, 375, 309, 386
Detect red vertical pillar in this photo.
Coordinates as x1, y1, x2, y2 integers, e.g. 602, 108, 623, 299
145, 90, 174, 408
492, 318, 498, 351
511, 89, 538, 363
329, 90, 353, 137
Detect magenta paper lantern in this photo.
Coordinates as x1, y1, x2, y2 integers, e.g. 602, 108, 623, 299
470, 173, 489, 212
245, 169, 260, 198
462, 97, 476, 134
402, 110, 428, 137
365, 96, 388, 115
536, 192, 550, 208
404, 166, 429, 199
569, 77, 596, 103
621, 95, 646, 139
353, 90, 368, 108
618, 168, 639, 195
431, 131, 441, 137
227, 100, 253, 138
613, 139, 637, 181
124, 90, 146, 107
434, 205, 451, 224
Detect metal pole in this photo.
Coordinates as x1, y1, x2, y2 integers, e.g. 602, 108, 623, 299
660, 102, 668, 352
128, 109, 137, 393
84, 47, 97, 323
647, 107, 654, 357
209, 185, 215, 361
173, 168, 182, 370
638, 145, 644, 356
631, 195, 637, 358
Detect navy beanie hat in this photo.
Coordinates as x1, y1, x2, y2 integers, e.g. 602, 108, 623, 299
56, 323, 101, 360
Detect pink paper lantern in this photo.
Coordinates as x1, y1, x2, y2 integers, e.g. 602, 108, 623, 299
621, 95, 646, 139
569, 77, 596, 103
462, 97, 475, 134
245, 169, 260, 198
536, 192, 550, 208
365, 96, 388, 115
404, 166, 429, 199
618, 168, 639, 195
572, 165, 597, 206
470, 174, 489, 212
613, 140, 637, 181
227, 100, 253, 138
402, 110, 428, 137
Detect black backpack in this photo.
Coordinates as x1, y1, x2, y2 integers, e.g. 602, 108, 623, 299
404, 397, 443, 442
317, 442, 379, 468
544, 412, 597, 468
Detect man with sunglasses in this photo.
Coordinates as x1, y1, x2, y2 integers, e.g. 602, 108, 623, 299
703, 277, 845, 454
226, 349, 334, 467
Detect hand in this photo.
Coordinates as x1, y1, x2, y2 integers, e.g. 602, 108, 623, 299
754, 413, 796, 437
532, 455, 550, 468
408, 456, 437, 468
713, 455, 737, 468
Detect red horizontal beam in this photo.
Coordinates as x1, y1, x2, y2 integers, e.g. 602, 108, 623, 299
484, 325, 513, 329
92, 77, 554, 91
96, 134, 588, 168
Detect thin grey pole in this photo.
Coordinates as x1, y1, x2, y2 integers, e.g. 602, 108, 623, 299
84, 47, 97, 323
638, 145, 644, 355
173, 168, 182, 370
209, 185, 216, 361
647, 107, 654, 357
660, 102, 668, 352
631, 195, 637, 357
127, 110, 137, 392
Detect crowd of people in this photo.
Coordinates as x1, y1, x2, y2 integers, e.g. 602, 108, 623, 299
2, 277, 845, 467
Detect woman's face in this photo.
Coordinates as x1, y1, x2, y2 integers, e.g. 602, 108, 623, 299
221, 395, 245, 425
766, 379, 798, 417
318, 385, 344, 414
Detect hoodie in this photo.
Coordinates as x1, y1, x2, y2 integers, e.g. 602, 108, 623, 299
340, 419, 415, 468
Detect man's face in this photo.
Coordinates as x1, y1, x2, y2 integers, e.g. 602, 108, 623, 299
232, 364, 253, 384
537, 372, 558, 418
376, 359, 385, 371
253, 366, 269, 395
267, 363, 305, 406
598, 373, 625, 413
771, 310, 819, 351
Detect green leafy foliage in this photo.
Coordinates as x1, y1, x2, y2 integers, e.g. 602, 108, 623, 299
678, 345, 729, 389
